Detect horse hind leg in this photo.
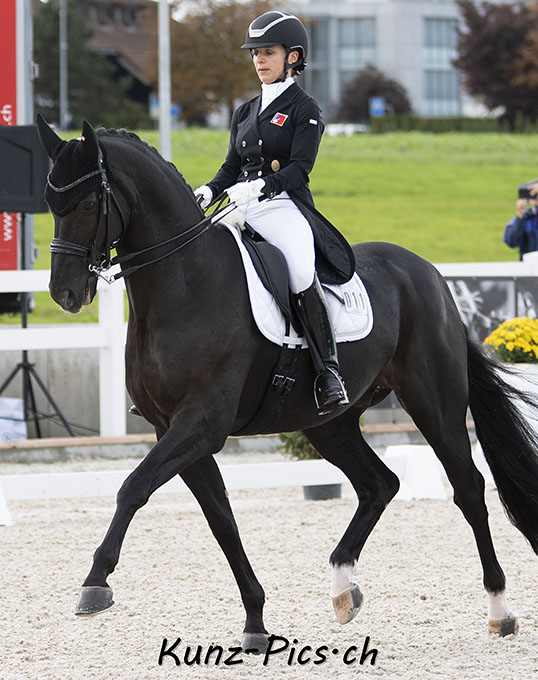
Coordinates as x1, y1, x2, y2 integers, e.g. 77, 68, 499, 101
303, 411, 400, 625
395, 369, 518, 636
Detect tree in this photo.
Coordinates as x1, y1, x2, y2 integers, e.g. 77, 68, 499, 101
170, 0, 277, 124
453, 0, 538, 128
334, 64, 412, 122
33, 0, 150, 129
511, 2, 538, 90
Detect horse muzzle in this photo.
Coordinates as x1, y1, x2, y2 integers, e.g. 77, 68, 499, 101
50, 274, 98, 314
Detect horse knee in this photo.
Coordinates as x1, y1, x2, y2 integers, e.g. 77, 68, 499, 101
116, 474, 150, 511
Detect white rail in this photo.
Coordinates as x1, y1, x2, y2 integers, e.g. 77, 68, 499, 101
1, 252, 538, 437
0, 268, 126, 437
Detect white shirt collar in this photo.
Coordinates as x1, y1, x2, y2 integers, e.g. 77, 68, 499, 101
260, 77, 295, 113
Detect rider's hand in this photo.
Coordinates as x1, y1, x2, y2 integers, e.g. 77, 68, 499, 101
194, 185, 213, 209
226, 179, 265, 206
210, 205, 245, 232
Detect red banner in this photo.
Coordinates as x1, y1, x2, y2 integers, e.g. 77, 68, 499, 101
0, 0, 19, 270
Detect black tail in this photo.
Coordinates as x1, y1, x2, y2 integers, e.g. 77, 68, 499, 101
467, 335, 538, 554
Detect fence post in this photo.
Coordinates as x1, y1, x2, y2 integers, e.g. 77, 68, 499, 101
97, 281, 126, 436
523, 251, 538, 276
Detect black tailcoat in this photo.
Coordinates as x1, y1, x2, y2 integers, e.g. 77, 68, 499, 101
207, 82, 355, 285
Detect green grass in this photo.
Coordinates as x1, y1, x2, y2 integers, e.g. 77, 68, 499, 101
4, 129, 538, 324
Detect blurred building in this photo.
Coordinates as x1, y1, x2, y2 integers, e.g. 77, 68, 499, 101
293, 0, 494, 118
76, 0, 156, 107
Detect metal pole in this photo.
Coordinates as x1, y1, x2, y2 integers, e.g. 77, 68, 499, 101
158, 0, 172, 161
59, 0, 68, 129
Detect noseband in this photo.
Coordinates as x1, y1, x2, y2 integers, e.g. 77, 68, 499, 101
48, 143, 127, 278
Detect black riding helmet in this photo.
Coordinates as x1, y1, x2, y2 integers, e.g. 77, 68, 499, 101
241, 11, 308, 78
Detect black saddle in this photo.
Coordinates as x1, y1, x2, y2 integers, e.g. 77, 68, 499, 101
239, 222, 294, 326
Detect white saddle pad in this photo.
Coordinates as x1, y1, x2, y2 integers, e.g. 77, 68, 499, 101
226, 225, 374, 348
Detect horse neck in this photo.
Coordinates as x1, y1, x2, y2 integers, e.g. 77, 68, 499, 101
115, 170, 213, 321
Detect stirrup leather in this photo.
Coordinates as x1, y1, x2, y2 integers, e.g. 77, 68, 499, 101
314, 366, 349, 415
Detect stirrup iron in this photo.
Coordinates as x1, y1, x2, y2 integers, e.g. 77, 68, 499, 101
314, 366, 349, 415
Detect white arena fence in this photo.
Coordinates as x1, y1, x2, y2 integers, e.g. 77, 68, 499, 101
1, 256, 528, 522
2, 252, 538, 438
0, 267, 126, 438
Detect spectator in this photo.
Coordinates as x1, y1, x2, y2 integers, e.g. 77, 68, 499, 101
503, 179, 538, 259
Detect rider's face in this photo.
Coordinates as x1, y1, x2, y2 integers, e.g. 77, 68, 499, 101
251, 45, 298, 84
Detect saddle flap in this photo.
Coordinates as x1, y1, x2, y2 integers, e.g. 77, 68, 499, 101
241, 228, 293, 324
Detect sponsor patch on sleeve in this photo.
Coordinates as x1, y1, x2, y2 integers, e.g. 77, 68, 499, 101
270, 112, 288, 127
309, 119, 318, 125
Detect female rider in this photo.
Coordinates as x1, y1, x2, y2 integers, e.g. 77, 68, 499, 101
195, 11, 355, 415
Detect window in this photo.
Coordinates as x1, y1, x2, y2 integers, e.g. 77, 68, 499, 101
304, 18, 330, 115
424, 70, 461, 115
423, 18, 458, 68
423, 18, 461, 115
425, 70, 459, 99
97, 5, 114, 26
123, 7, 137, 27
306, 18, 329, 66
424, 18, 458, 50
338, 18, 376, 70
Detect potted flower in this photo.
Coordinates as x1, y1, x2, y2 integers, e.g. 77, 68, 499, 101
278, 431, 342, 500
483, 317, 538, 406
483, 317, 538, 364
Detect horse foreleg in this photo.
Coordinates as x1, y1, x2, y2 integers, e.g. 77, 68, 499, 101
76, 414, 220, 616
304, 414, 400, 625
179, 455, 269, 652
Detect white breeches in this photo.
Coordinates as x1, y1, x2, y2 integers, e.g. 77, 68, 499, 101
238, 192, 315, 294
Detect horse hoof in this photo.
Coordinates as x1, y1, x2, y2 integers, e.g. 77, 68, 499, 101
241, 632, 270, 655
332, 582, 363, 625
488, 616, 519, 637
75, 586, 114, 616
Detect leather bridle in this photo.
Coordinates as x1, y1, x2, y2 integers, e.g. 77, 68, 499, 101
47, 143, 234, 284
48, 143, 127, 279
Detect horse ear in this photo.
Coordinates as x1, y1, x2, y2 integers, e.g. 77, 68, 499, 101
79, 120, 99, 164
36, 113, 63, 159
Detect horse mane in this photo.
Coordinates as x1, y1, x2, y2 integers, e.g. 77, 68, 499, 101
96, 128, 192, 193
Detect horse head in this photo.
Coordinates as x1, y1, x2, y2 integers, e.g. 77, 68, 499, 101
37, 115, 128, 314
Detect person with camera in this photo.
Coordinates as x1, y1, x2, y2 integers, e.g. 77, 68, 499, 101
503, 180, 538, 259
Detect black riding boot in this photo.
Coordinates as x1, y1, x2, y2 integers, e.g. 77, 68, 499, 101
297, 275, 349, 415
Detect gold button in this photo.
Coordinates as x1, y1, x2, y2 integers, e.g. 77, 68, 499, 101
271, 159, 280, 172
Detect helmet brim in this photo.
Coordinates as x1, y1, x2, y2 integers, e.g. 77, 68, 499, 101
241, 41, 282, 49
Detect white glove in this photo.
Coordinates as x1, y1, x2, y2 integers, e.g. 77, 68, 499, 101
210, 204, 245, 232
194, 184, 213, 209
226, 179, 265, 206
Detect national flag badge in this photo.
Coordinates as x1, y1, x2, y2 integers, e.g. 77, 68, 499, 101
270, 112, 288, 127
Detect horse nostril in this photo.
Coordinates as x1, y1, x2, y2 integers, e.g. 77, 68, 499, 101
61, 291, 72, 309
52, 288, 77, 313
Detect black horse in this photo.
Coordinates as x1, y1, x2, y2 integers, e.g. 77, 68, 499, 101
37, 116, 538, 646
